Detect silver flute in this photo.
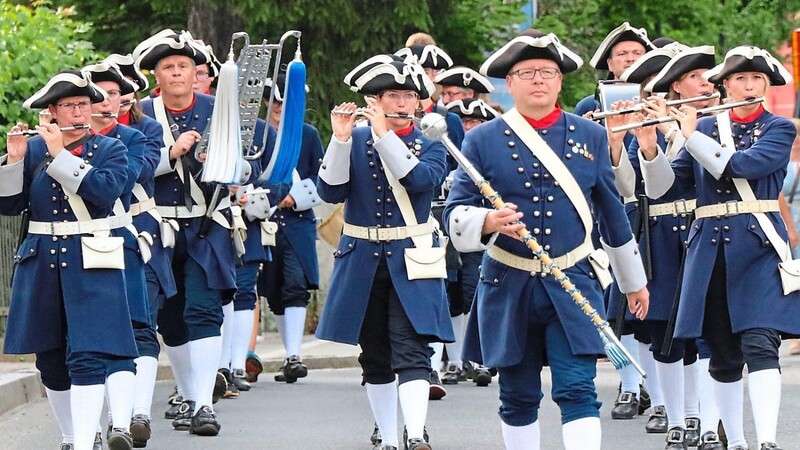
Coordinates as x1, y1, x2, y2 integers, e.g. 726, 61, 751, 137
331, 108, 417, 120
91, 112, 118, 118
610, 97, 765, 133
593, 93, 721, 121
7, 124, 90, 137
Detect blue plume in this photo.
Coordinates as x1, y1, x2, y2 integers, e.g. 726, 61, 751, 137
262, 57, 306, 183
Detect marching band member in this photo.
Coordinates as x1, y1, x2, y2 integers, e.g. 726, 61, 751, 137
105, 52, 176, 447
317, 54, 453, 450
435, 66, 495, 106
2, 70, 135, 450
134, 29, 237, 437
639, 45, 799, 450
83, 62, 149, 450
443, 29, 649, 450
256, 73, 323, 384
446, 98, 500, 132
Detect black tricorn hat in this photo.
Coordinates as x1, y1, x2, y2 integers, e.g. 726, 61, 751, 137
480, 29, 583, 78
446, 98, 500, 121
704, 45, 792, 86
23, 70, 107, 109
620, 42, 687, 84
434, 66, 494, 93
83, 62, 138, 95
589, 22, 654, 71
394, 45, 453, 70
104, 53, 149, 91
646, 45, 716, 93
344, 54, 435, 99
263, 73, 310, 102
133, 29, 210, 71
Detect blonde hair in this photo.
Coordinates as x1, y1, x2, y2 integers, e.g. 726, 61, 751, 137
405, 32, 436, 47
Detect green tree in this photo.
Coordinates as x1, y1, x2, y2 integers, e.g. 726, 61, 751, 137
0, 2, 103, 152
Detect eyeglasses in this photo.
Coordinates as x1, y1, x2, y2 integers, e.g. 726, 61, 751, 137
196, 71, 210, 80
105, 90, 121, 100
381, 92, 419, 102
56, 101, 91, 111
509, 68, 561, 80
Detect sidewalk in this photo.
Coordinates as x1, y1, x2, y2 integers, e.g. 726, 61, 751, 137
0, 333, 361, 417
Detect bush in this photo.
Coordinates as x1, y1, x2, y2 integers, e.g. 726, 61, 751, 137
0, 3, 103, 153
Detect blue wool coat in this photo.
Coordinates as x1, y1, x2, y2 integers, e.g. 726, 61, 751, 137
315, 126, 454, 345
651, 109, 800, 337
444, 111, 638, 367
141, 93, 236, 291
129, 114, 177, 298
0, 134, 137, 357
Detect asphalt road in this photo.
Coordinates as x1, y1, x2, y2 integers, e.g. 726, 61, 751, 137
2, 355, 800, 449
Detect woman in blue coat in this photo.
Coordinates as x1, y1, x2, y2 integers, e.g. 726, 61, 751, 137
317, 54, 452, 450
639, 46, 799, 450
2, 71, 136, 450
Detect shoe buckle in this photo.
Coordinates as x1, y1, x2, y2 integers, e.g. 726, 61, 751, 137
178, 402, 191, 414
617, 392, 633, 404
667, 429, 684, 443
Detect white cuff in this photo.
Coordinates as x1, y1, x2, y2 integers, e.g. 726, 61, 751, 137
239, 158, 253, 184
0, 155, 24, 197
154, 146, 173, 177
685, 131, 733, 180
319, 137, 352, 186
612, 146, 636, 198
601, 237, 647, 293
448, 205, 497, 252
374, 130, 419, 180
290, 177, 321, 211
640, 149, 674, 199
46, 150, 92, 193
242, 187, 271, 221
664, 128, 686, 162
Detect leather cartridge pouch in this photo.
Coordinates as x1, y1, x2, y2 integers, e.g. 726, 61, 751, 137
261, 221, 278, 246
404, 246, 447, 280
160, 219, 179, 248
81, 234, 125, 270
778, 260, 800, 295
587, 248, 613, 290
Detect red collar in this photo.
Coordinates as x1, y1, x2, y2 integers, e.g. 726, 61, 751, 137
92, 122, 117, 137
424, 103, 434, 114
166, 95, 196, 114
730, 105, 764, 123
522, 105, 562, 128
395, 125, 415, 137
118, 111, 131, 125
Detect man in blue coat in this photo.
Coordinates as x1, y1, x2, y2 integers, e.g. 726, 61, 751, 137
2, 70, 136, 450
443, 30, 649, 450
317, 54, 453, 450
134, 29, 244, 436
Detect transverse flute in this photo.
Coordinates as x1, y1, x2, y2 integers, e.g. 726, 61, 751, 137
7, 124, 91, 137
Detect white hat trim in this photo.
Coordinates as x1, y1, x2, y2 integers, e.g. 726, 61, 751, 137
479, 34, 583, 77
703, 46, 792, 84
435, 67, 494, 93
642, 45, 714, 92
589, 22, 651, 69
23, 71, 108, 109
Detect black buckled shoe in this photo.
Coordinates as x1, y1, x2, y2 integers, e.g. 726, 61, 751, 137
130, 414, 151, 448
459, 361, 471, 381
213, 371, 228, 403
107, 428, 134, 450
639, 383, 651, 414
760, 443, 782, 450
370, 422, 382, 446
611, 391, 640, 419
665, 427, 687, 450
92, 432, 103, 450
473, 365, 492, 387
428, 371, 447, 400
189, 405, 221, 436
245, 352, 263, 383
405, 438, 432, 450
164, 394, 182, 419
59, 444, 75, 450
684, 417, 700, 447
219, 368, 239, 399
646, 405, 669, 433
379, 446, 398, 450
171, 400, 195, 430
698, 431, 725, 450
231, 369, 251, 392
284, 355, 308, 380
402, 426, 429, 447
441, 364, 460, 385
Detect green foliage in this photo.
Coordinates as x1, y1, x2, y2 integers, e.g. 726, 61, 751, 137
0, 2, 103, 152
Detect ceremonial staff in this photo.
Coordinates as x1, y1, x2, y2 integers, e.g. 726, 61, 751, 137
421, 112, 646, 377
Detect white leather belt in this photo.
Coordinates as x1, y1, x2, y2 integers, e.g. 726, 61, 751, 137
694, 200, 779, 219
342, 222, 434, 242
487, 241, 593, 273
155, 205, 207, 219
649, 199, 697, 217
29, 212, 133, 236
130, 197, 156, 216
